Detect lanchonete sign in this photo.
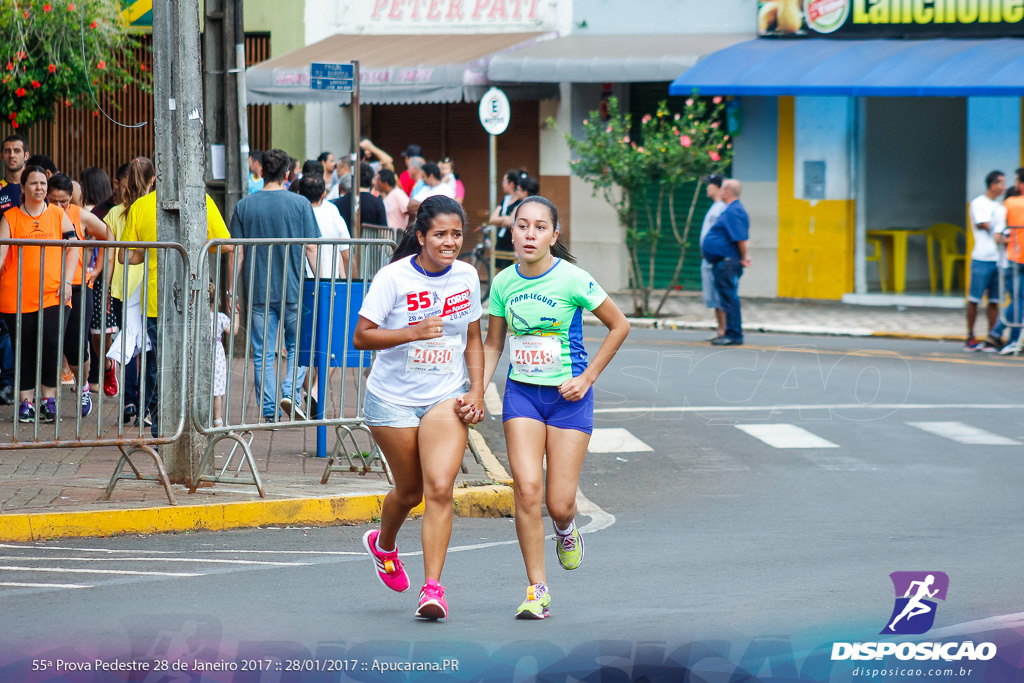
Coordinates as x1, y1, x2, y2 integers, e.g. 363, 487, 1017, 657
758, 0, 1024, 37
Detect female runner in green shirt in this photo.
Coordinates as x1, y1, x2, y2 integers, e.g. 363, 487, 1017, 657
469, 196, 630, 619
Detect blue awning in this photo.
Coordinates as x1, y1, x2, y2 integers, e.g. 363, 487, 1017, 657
670, 38, 1024, 97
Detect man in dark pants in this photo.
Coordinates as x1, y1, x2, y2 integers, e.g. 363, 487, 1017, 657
701, 179, 751, 346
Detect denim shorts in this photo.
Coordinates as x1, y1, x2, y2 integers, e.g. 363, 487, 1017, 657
701, 259, 721, 309
363, 383, 469, 428
968, 260, 1000, 304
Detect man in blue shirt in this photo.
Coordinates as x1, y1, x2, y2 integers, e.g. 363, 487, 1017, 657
701, 179, 751, 346
231, 149, 319, 421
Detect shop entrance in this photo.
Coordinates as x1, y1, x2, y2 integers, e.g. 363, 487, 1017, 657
859, 97, 968, 299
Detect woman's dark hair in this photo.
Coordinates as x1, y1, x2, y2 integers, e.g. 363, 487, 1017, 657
359, 161, 375, 188
47, 172, 74, 196
505, 169, 526, 185
21, 165, 47, 184
512, 195, 576, 264
516, 175, 540, 196
391, 195, 466, 263
80, 166, 112, 206
19, 165, 47, 204
261, 148, 290, 183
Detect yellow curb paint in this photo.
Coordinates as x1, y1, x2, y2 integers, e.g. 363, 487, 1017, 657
454, 485, 514, 518
2, 515, 33, 543
1, 431, 515, 542
470, 430, 511, 483
1, 488, 513, 542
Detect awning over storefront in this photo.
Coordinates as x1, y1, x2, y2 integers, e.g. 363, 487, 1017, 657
487, 33, 751, 83
670, 38, 1024, 97
246, 32, 560, 105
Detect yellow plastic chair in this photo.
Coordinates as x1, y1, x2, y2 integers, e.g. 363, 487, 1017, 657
865, 237, 887, 292
926, 223, 967, 294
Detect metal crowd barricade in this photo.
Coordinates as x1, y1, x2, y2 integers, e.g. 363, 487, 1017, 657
0, 238, 190, 505
357, 223, 399, 280
189, 236, 397, 496
997, 226, 1023, 356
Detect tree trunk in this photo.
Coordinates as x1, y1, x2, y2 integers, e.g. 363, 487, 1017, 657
654, 181, 703, 316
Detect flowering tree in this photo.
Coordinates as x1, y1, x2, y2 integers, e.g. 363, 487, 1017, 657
0, 0, 149, 129
566, 96, 732, 317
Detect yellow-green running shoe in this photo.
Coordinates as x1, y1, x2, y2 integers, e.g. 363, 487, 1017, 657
515, 583, 551, 620
554, 526, 584, 570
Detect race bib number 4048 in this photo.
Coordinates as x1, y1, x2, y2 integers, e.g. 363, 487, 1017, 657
510, 335, 561, 377
406, 335, 461, 374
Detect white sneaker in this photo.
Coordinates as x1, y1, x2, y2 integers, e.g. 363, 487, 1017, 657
279, 397, 307, 421
998, 341, 1020, 356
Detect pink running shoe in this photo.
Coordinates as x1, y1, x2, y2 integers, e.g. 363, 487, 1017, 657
362, 529, 410, 593
414, 579, 448, 621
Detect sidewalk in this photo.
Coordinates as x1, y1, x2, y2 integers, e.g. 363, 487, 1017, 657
0, 292, 1000, 542
598, 291, 969, 340
0, 422, 513, 542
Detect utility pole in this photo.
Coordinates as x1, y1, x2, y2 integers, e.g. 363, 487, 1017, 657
152, 0, 209, 483
202, 0, 247, 223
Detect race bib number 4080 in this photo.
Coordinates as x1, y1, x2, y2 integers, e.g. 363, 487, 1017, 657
510, 335, 561, 377
406, 335, 461, 374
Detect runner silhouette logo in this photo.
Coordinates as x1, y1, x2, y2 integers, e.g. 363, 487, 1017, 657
881, 571, 949, 635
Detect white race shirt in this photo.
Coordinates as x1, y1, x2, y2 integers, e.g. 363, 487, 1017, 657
307, 203, 351, 279
360, 255, 482, 406
969, 194, 1006, 263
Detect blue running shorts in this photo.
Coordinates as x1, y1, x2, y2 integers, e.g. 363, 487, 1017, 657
502, 378, 594, 434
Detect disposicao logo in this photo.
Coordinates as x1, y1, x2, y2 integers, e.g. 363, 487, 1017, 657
831, 572, 997, 662
881, 571, 948, 635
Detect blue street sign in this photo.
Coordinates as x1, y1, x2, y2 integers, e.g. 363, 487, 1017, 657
310, 62, 355, 92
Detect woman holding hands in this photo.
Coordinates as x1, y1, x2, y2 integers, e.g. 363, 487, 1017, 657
353, 195, 485, 621
467, 196, 629, 619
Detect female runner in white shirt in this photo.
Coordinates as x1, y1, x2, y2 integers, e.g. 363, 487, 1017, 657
353, 195, 485, 621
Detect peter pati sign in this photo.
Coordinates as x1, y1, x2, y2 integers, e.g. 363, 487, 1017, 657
326, 0, 559, 31
758, 0, 1024, 36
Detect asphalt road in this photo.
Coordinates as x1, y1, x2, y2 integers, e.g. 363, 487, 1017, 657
1, 329, 1022, 681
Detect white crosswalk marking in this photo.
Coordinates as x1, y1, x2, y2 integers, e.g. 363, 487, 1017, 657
0, 582, 92, 589
736, 424, 839, 449
906, 421, 1022, 446
0, 566, 200, 577
587, 428, 653, 453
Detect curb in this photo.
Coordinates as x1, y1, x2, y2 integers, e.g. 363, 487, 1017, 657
0, 484, 515, 543
581, 313, 951, 342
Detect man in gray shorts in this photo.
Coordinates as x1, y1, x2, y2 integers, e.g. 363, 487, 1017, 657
700, 175, 728, 339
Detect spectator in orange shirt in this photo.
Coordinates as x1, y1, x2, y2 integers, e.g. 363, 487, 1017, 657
992, 169, 1024, 355
0, 166, 80, 423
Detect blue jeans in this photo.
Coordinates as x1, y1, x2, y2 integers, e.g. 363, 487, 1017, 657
712, 258, 744, 341
990, 263, 1024, 344
250, 303, 306, 418
0, 317, 13, 387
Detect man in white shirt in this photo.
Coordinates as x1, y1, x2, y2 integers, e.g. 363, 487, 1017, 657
407, 163, 455, 220
297, 174, 350, 279
377, 168, 410, 231
966, 170, 1006, 352
699, 175, 729, 340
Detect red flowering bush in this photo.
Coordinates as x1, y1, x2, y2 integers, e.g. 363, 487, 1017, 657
564, 97, 732, 316
0, 0, 150, 128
